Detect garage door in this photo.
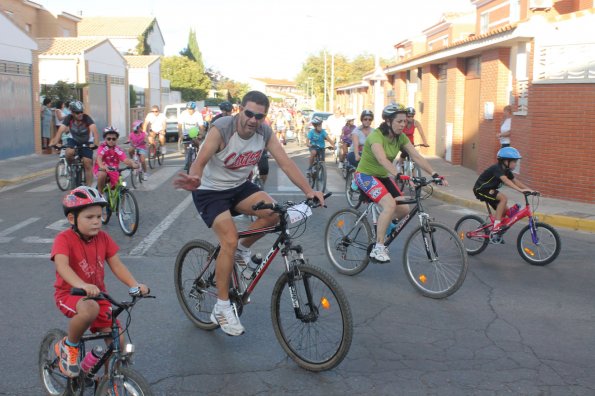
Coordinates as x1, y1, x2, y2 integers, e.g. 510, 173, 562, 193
88, 73, 108, 134
109, 76, 127, 136
0, 61, 34, 160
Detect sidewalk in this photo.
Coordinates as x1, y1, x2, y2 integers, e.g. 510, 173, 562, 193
1, 144, 594, 233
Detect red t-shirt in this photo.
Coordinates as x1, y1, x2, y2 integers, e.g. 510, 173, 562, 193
50, 229, 119, 298
403, 122, 415, 144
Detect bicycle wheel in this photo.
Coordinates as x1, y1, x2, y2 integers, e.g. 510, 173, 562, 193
324, 208, 372, 275
517, 221, 561, 266
174, 240, 219, 330
39, 328, 71, 396
271, 263, 353, 371
454, 215, 490, 255
96, 367, 153, 396
129, 168, 137, 189
147, 144, 156, 169
345, 171, 360, 208
101, 202, 112, 225
118, 190, 139, 236
157, 145, 164, 166
403, 222, 468, 299
55, 160, 70, 191
314, 164, 326, 192
184, 148, 194, 174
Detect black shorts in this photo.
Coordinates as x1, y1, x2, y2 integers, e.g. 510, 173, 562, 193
66, 138, 93, 160
192, 181, 261, 228
399, 150, 410, 160
310, 146, 326, 160
257, 152, 269, 175
474, 188, 499, 210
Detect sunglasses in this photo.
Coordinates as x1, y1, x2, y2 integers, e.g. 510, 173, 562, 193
362, 118, 373, 121
105, 137, 117, 141
151, 110, 159, 113
73, 111, 82, 115
244, 109, 266, 120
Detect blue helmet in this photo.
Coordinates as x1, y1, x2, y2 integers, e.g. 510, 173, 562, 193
186, 101, 196, 110
497, 147, 522, 160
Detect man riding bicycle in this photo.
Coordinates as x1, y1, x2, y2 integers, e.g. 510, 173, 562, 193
49, 100, 99, 187
178, 101, 205, 152
354, 104, 447, 263
143, 105, 167, 154
173, 91, 325, 336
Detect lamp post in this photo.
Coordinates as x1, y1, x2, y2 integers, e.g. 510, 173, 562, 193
323, 49, 327, 112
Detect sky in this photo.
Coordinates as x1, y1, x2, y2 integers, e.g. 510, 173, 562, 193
42, 0, 473, 82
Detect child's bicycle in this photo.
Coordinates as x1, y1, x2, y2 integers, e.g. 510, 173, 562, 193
174, 193, 353, 371
39, 288, 155, 396
307, 146, 334, 193
101, 167, 140, 236
324, 175, 468, 299
182, 137, 199, 174
454, 191, 561, 265
126, 147, 144, 189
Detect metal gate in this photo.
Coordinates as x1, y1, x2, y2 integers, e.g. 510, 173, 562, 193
109, 76, 127, 136
0, 61, 34, 160
88, 73, 108, 134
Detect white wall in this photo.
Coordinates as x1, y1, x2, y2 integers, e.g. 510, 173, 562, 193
0, 13, 37, 63
86, 43, 126, 77
39, 58, 79, 84
149, 88, 161, 108
147, 24, 164, 55
148, 61, 160, 88
110, 83, 127, 136
128, 68, 148, 88
107, 38, 138, 55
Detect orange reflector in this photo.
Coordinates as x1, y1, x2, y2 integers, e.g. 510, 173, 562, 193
320, 297, 331, 310
337, 220, 344, 228
524, 247, 535, 256
459, 232, 465, 240
419, 274, 427, 284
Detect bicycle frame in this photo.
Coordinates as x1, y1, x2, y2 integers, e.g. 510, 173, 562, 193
103, 174, 126, 211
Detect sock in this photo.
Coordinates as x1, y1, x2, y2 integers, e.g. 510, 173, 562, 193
375, 243, 385, 249
65, 338, 79, 347
216, 299, 230, 308
493, 220, 501, 229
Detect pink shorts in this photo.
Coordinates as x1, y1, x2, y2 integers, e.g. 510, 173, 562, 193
93, 168, 119, 188
55, 293, 118, 333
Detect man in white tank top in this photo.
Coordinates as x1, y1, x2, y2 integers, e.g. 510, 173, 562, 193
174, 91, 325, 336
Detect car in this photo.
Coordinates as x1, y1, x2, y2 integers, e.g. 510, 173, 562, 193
163, 103, 186, 142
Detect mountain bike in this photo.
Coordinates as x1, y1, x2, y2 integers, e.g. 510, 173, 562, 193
39, 288, 154, 396
182, 137, 198, 174
174, 193, 353, 371
397, 145, 432, 199
454, 191, 561, 265
344, 162, 360, 208
52, 144, 96, 190
147, 139, 164, 169
101, 168, 139, 236
307, 146, 333, 193
126, 147, 144, 189
54, 147, 70, 191
325, 176, 468, 299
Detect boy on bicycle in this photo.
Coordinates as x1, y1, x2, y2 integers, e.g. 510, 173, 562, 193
127, 120, 149, 180
51, 186, 149, 377
94, 126, 138, 193
306, 116, 335, 176
473, 147, 534, 235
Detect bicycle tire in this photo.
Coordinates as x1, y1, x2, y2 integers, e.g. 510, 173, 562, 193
324, 208, 372, 275
55, 160, 70, 191
101, 201, 112, 225
147, 144, 156, 169
516, 222, 561, 266
96, 367, 153, 396
118, 190, 139, 236
184, 148, 194, 174
271, 263, 353, 371
454, 215, 490, 255
174, 240, 219, 330
39, 328, 72, 396
315, 164, 327, 192
344, 171, 360, 208
129, 168, 137, 189
157, 144, 164, 166
403, 222, 468, 299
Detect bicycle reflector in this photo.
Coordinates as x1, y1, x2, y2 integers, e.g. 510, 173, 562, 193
337, 220, 345, 228
320, 297, 331, 310
419, 274, 427, 284
459, 231, 465, 240
524, 247, 535, 257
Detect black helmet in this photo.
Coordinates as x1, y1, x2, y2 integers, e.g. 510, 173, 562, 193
69, 100, 84, 113
382, 103, 407, 120
219, 101, 233, 112
360, 109, 374, 121
311, 116, 323, 125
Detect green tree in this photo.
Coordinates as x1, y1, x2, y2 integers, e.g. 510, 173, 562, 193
41, 80, 83, 102
129, 85, 137, 108
179, 29, 205, 72
161, 56, 211, 101
217, 78, 251, 103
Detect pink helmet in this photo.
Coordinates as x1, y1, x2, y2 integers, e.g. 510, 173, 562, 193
131, 120, 143, 132
62, 186, 107, 216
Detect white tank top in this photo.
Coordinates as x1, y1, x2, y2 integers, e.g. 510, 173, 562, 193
199, 115, 272, 190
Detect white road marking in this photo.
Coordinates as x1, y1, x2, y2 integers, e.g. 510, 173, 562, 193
0, 253, 50, 259
47, 219, 70, 231
22, 236, 54, 243
27, 182, 57, 192
128, 194, 193, 256
0, 218, 40, 243
136, 166, 180, 191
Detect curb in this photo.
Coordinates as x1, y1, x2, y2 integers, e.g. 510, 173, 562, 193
431, 189, 595, 233
0, 168, 53, 188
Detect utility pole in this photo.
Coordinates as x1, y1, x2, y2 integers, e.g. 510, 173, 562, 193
330, 53, 335, 112
323, 50, 327, 112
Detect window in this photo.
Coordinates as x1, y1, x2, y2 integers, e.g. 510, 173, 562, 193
437, 63, 447, 80
417, 68, 423, 90
466, 57, 481, 78
480, 13, 489, 34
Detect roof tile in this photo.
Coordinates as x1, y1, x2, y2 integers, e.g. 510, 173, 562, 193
36, 38, 105, 55
78, 17, 154, 37
124, 55, 161, 68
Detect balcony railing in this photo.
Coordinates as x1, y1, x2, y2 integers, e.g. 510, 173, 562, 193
536, 43, 595, 82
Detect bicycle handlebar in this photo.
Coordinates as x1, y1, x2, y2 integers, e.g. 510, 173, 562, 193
51, 143, 97, 150
397, 174, 443, 186
252, 192, 332, 212
523, 191, 540, 197
70, 288, 154, 308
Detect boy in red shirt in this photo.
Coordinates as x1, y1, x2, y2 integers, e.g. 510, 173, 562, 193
51, 186, 149, 377
94, 126, 138, 193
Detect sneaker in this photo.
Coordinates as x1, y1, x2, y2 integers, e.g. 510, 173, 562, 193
142, 173, 149, 181
338, 162, 344, 169
210, 303, 245, 336
235, 248, 252, 269
370, 244, 390, 263
54, 337, 80, 378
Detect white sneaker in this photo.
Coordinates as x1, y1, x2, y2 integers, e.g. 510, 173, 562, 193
338, 162, 344, 169
210, 303, 245, 336
235, 248, 252, 268
370, 244, 390, 263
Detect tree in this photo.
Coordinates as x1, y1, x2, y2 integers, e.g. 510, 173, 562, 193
217, 78, 251, 103
179, 29, 205, 72
129, 85, 137, 108
41, 80, 84, 102
161, 56, 211, 101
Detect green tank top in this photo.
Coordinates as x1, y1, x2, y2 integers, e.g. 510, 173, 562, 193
356, 129, 410, 177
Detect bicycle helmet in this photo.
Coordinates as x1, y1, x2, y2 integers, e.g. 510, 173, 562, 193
360, 109, 374, 121
311, 116, 323, 125
346, 115, 356, 121
63, 186, 107, 216
131, 120, 143, 132
103, 126, 119, 138
381, 103, 407, 120
405, 107, 416, 116
188, 126, 199, 139
219, 101, 233, 112
69, 100, 84, 113
186, 101, 196, 110
497, 147, 522, 160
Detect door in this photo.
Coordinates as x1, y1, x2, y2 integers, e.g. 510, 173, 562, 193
88, 73, 108, 134
109, 76, 126, 137
462, 57, 481, 170
435, 64, 448, 158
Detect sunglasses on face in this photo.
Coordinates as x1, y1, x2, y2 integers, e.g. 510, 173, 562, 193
244, 109, 266, 120
73, 111, 82, 115
105, 137, 117, 141
363, 118, 373, 121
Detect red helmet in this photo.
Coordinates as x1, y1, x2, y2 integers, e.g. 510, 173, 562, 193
63, 186, 107, 216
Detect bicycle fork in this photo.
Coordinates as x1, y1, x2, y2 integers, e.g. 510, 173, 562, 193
284, 246, 318, 322
419, 213, 439, 261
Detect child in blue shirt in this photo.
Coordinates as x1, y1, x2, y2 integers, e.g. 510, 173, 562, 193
306, 116, 335, 175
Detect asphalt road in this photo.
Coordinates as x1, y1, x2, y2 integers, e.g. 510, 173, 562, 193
1, 145, 594, 395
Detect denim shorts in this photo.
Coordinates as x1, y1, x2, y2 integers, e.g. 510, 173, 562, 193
192, 181, 261, 228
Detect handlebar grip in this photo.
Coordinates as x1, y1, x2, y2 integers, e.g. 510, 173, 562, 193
71, 288, 86, 296
251, 200, 266, 211
397, 174, 411, 181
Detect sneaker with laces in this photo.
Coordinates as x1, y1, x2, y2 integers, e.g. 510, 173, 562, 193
370, 244, 390, 263
235, 248, 252, 269
211, 303, 245, 336
54, 337, 80, 378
